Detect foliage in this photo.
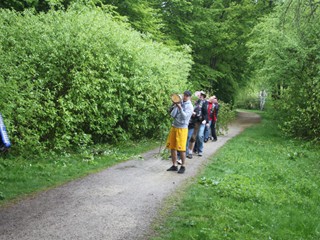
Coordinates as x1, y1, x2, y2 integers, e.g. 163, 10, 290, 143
0, 0, 279, 105
235, 96, 260, 110
100, 0, 166, 42
164, 0, 275, 103
0, 0, 165, 42
0, 6, 192, 155
234, 86, 261, 110
216, 101, 236, 134
152, 112, 320, 240
92, 0, 277, 103
0, 0, 71, 12
248, 0, 320, 142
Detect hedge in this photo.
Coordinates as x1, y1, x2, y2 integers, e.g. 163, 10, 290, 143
0, 6, 193, 155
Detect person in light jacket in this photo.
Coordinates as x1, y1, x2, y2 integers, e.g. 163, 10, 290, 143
166, 90, 193, 174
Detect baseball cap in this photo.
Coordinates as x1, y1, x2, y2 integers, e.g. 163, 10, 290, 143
183, 90, 192, 96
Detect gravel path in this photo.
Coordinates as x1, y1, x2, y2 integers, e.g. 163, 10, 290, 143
0, 111, 260, 240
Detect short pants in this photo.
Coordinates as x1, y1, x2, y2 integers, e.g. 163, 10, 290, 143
166, 126, 188, 151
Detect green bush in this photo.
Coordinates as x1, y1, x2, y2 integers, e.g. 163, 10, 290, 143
217, 101, 236, 134
234, 96, 259, 110
0, 6, 193, 155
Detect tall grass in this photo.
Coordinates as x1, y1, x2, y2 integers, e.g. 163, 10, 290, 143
152, 112, 320, 240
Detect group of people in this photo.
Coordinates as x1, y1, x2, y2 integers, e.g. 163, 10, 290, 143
166, 90, 219, 174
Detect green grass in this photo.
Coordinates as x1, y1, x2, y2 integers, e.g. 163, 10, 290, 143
151, 112, 320, 240
0, 139, 160, 206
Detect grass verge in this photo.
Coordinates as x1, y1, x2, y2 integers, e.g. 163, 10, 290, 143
0, 139, 161, 206
151, 111, 320, 240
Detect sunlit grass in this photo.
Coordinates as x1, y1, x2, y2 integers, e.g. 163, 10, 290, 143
152, 112, 320, 240
0, 139, 160, 205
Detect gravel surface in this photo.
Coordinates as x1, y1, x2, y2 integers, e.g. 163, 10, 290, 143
0, 111, 260, 240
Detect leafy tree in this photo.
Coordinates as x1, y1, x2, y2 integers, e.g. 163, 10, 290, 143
0, 0, 68, 12
155, 0, 195, 45
98, 0, 165, 41
248, 0, 320, 142
150, 0, 276, 103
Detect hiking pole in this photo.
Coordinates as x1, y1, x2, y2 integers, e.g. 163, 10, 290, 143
158, 122, 165, 156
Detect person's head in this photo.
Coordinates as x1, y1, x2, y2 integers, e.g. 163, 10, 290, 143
200, 91, 206, 100
212, 95, 218, 104
183, 90, 192, 101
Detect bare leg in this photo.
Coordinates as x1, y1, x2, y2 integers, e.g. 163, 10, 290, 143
180, 151, 186, 166
171, 149, 177, 166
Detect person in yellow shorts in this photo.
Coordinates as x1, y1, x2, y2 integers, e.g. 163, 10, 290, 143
166, 90, 193, 174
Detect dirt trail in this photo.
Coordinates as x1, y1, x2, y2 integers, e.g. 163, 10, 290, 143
0, 111, 260, 240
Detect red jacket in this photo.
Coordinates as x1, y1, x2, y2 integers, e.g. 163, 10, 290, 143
207, 102, 213, 121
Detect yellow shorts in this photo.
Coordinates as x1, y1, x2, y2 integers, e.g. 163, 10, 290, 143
166, 126, 188, 152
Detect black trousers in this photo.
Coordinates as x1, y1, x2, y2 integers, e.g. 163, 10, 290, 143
211, 121, 217, 140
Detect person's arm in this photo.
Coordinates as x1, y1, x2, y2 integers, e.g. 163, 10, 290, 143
170, 105, 179, 118
178, 102, 193, 120
202, 102, 208, 124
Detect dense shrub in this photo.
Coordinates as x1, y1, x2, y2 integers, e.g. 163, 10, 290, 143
234, 96, 259, 110
216, 101, 236, 134
0, 6, 193, 155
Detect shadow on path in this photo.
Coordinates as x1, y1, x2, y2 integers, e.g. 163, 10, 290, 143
0, 111, 260, 240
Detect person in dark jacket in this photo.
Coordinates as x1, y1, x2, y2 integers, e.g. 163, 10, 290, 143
204, 96, 214, 142
210, 95, 219, 142
187, 91, 208, 158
